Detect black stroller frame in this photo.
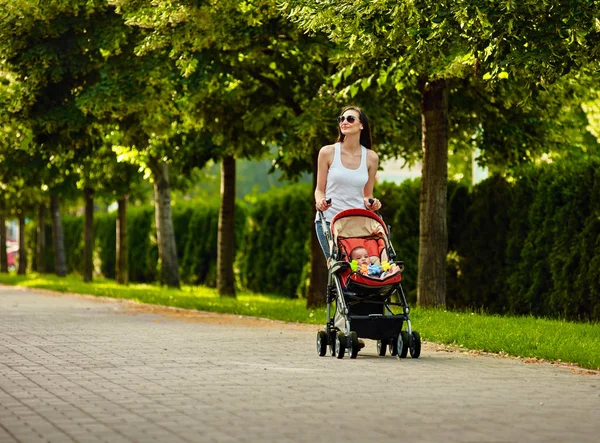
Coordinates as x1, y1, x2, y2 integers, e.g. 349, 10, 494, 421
316, 206, 421, 359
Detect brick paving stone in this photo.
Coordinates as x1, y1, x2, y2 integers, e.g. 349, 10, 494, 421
1, 285, 599, 443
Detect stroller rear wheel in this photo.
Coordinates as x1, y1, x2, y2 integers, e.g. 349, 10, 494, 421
389, 337, 398, 356
334, 331, 346, 359
316, 330, 328, 357
328, 327, 336, 356
399, 331, 409, 358
349, 331, 359, 359
376, 339, 388, 356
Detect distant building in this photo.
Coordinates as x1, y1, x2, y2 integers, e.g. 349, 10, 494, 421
7, 219, 17, 241
378, 158, 421, 184
379, 150, 488, 186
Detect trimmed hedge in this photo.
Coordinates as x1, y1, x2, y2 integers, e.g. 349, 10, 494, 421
452, 176, 511, 312
452, 162, 600, 322
238, 183, 313, 297
95, 212, 117, 279
26, 216, 83, 274
377, 180, 421, 302
127, 206, 157, 283
94, 207, 158, 283
24, 161, 600, 321
377, 179, 470, 305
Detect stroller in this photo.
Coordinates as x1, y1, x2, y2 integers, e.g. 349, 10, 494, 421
316, 203, 421, 359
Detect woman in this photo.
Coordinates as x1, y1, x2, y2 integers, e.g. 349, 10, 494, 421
315, 105, 381, 260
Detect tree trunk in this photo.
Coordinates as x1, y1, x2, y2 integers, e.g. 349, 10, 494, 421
116, 196, 129, 285
217, 155, 236, 297
50, 194, 67, 277
17, 212, 26, 275
149, 158, 180, 288
307, 149, 327, 308
36, 204, 45, 273
83, 187, 94, 282
0, 214, 7, 273
417, 79, 449, 307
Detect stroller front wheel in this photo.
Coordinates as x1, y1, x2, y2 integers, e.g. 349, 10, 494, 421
334, 331, 346, 359
409, 331, 421, 358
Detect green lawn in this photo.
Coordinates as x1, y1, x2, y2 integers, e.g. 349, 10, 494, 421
1, 273, 598, 370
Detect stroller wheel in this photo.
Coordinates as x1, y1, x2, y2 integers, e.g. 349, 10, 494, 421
395, 332, 404, 358
335, 331, 346, 359
316, 330, 328, 357
349, 331, 359, 359
329, 332, 336, 357
376, 339, 387, 356
399, 331, 409, 358
389, 337, 398, 356
410, 331, 422, 358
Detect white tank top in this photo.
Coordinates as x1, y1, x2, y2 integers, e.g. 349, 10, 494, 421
316, 143, 369, 222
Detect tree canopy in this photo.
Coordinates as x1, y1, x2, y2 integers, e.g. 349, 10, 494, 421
1, 0, 599, 302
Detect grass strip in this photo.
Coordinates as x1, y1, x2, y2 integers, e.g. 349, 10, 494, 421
0, 273, 325, 324
412, 309, 600, 370
0, 273, 598, 370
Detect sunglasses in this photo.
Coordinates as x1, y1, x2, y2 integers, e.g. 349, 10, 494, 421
337, 115, 358, 124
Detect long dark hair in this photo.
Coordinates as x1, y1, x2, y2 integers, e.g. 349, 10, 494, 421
336, 105, 373, 150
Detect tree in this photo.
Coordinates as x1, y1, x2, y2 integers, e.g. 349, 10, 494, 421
283, 0, 600, 307
0, 146, 49, 275
0, 0, 120, 278
457, 1, 600, 87
0, 213, 6, 274
71, 6, 189, 287
111, 0, 305, 296
93, 128, 147, 284
111, 0, 406, 303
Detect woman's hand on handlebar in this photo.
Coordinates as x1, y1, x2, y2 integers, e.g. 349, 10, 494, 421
365, 197, 382, 211
316, 198, 332, 212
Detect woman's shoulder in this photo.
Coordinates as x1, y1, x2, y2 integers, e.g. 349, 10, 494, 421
320, 143, 336, 153
318, 144, 336, 158
365, 148, 379, 161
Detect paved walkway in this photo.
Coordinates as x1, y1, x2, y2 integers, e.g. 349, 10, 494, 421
0, 286, 598, 443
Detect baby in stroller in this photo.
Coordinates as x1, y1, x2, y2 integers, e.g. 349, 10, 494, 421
316, 207, 421, 360
349, 246, 401, 278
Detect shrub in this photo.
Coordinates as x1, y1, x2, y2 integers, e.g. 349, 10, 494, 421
377, 179, 421, 303
180, 201, 219, 286
238, 183, 312, 297
127, 206, 157, 283
452, 176, 512, 312
62, 215, 84, 274
95, 212, 116, 279
179, 198, 248, 288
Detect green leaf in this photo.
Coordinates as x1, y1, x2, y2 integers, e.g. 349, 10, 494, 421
342, 64, 354, 80
332, 71, 342, 88
361, 74, 374, 91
